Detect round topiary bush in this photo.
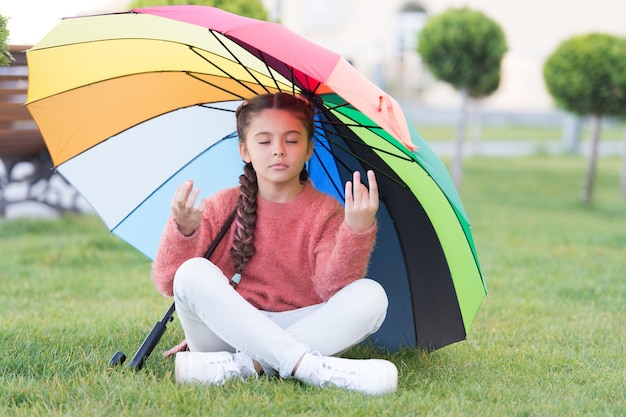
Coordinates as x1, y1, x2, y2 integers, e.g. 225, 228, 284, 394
543, 33, 626, 117
417, 7, 507, 96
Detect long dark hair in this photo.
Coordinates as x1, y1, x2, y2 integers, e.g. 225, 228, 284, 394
230, 93, 315, 276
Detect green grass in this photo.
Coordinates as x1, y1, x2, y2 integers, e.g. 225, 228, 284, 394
1, 156, 625, 416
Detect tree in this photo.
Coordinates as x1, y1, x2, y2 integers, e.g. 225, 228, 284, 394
128, 0, 268, 21
623, 127, 626, 196
0, 14, 12, 67
543, 33, 626, 203
417, 7, 507, 188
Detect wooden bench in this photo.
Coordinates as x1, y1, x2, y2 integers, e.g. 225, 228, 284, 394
0, 45, 82, 216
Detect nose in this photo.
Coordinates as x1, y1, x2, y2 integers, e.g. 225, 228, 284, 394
273, 144, 285, 157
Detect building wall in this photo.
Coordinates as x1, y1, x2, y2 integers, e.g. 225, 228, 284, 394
265, 0, 626, 112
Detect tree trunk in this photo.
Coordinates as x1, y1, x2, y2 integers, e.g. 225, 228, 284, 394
452, 86, 469, 189
470, 99, 483, 154
622, 125, 626, 196
581, 114, 601, 204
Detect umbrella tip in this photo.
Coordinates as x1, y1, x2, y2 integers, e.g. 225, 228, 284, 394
298, 91, 324, 111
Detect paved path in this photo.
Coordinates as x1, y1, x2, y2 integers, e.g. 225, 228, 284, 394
2, 140, 623, 220
427, 139, 624, 157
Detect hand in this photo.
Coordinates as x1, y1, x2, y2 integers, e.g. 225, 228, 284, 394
344, 170, 379, 233
162, 340, 188, 358
171, 180, 206, 236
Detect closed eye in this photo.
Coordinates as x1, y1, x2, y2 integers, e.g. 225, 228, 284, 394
285, 134, 302, 144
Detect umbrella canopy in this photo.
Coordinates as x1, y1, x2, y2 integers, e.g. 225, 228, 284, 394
25, 5, 486, 351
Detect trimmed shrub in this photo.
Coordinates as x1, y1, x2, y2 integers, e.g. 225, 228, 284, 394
543, 33, 626, 117
417, 7, 507, 97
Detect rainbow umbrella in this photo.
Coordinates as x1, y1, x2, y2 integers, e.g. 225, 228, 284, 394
26, 5, 486, 351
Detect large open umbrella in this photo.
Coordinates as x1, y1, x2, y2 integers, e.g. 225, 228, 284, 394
26, 5, 486, 351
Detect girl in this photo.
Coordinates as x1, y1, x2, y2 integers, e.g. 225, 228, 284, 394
152, 92, 397, 395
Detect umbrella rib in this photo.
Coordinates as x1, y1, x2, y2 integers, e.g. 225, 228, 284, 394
282, 64, 322, 97
205, 32, 273, 94
316, 103, 415, 163
291, 67, 321, 96
309, 149, 346, 202
285, 65, 299, 96
304, 77, 322, 96
185, 72, 250, 99
316, 101, 351, 113
313, 134, 407, 188
198, 104, 237, 112
304, 74, 323, 97
321, 120, 379, 129
256, 50, 285, 93
188, 44, 270, 96
316, 122, 415, 163
111, 133, 241, 233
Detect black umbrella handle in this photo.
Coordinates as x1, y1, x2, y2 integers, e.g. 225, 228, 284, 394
128, 302, 176, 371
112, 208, 235, 371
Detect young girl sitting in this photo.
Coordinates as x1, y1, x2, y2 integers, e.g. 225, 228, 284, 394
151, 92, 397, 395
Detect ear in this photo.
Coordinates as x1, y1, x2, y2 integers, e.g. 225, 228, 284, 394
239, 142, 251, 163
305, 140, 314, 161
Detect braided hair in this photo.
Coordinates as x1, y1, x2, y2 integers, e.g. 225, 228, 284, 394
231, 92, 315, 277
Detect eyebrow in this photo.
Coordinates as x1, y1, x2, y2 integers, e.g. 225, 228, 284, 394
253, 130, 303, 138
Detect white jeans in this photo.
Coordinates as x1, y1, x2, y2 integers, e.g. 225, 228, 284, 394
173, 257, 389, 378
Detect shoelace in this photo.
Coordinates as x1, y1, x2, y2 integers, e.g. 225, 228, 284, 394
233, 351, 258, 379
206, 356, 241, 384
313, 354, 359, 389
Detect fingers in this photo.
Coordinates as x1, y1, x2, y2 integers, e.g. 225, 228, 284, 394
344, 172, 364, 203
172, 180, 192, 207
344, 170, 378, 223
344, 178, 353, 203
171, 180, 204, 236
172, 180, 202, 209
186, 187, 200, 209
352, 171, 362, 202
344, 170, 379, 233
196, 197, 207, 214
367, 170, 379, 205
345, 171, 377, 202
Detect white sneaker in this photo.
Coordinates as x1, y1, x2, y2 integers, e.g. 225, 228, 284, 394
295, 352, 398, 395
175, 351, 256, 385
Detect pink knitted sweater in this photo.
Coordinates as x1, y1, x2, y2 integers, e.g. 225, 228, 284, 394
151, 181, 376, 312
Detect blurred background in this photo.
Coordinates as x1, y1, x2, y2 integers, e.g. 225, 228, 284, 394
1, 0, 625, 217
4, 0, 626, 111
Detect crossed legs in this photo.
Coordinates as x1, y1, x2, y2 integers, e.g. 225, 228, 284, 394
172, 257, 389, 378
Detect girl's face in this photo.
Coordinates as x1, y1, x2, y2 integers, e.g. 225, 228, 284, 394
239, 108, 313, 196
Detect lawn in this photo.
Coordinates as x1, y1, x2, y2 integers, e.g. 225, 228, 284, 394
1, 156, 624, 416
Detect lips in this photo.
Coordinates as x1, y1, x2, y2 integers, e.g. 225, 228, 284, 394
270, 163, 288, 169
